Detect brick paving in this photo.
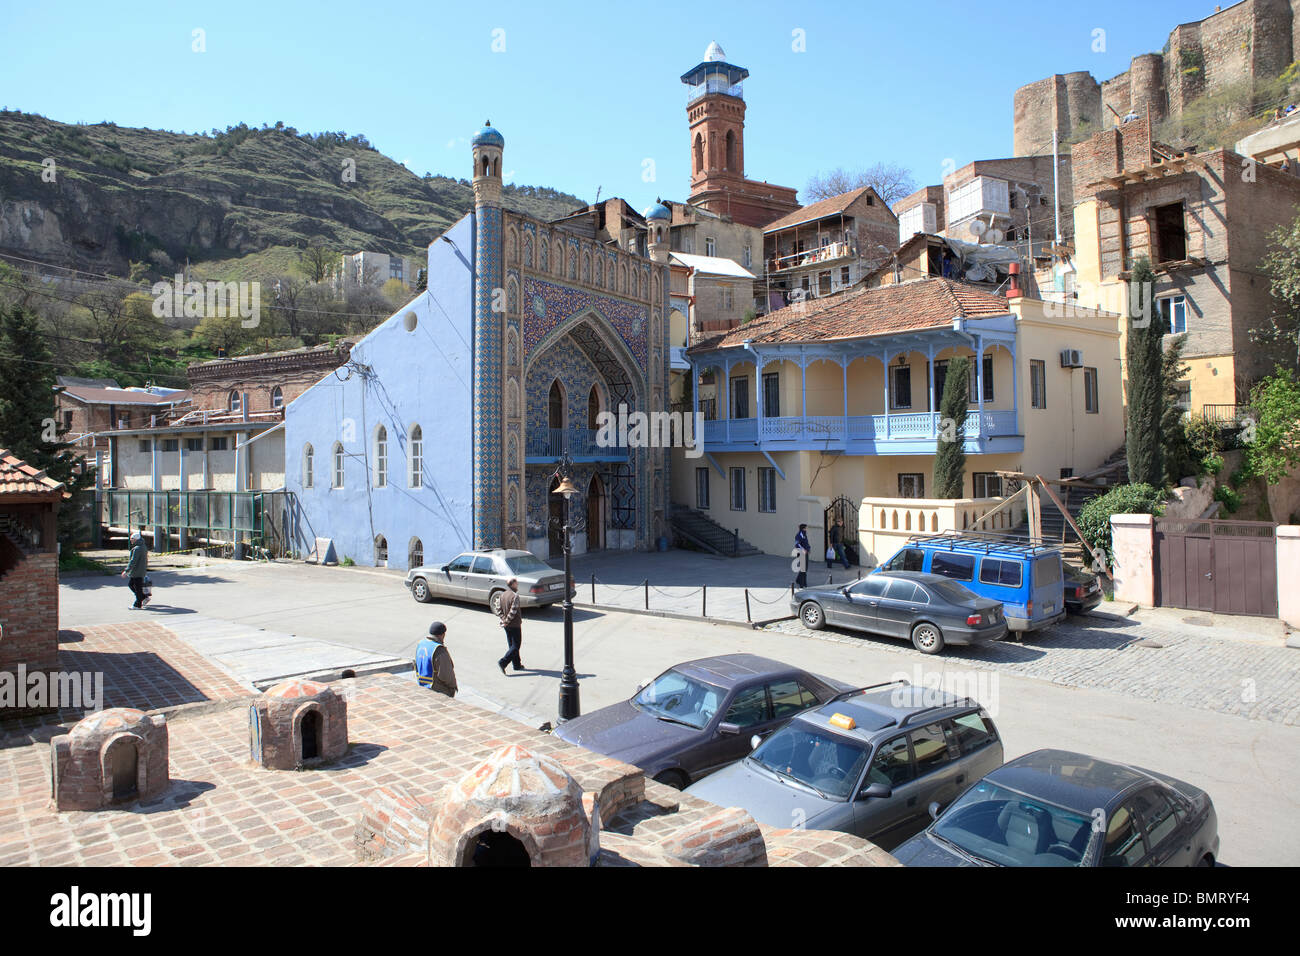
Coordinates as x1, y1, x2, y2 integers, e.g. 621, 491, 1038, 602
765, 608, 1300, 725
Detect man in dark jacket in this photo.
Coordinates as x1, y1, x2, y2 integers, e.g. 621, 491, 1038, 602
415, 621, 457, 697
497, 578, 525, 674
121, 532, 149, 608
793, 524, 810, 589
827, 517, 851, 570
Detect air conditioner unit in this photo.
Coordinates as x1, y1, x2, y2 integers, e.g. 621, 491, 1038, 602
1060, 349, 1083, 368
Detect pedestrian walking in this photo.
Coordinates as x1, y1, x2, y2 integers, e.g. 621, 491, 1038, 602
497, 578, 526, 674
827, 517, 852, 570
121, 531, 149, 609
792, 523, 810, 589
415, 621, 457, 697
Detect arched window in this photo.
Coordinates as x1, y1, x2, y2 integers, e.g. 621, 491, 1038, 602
229, 391, 241, 413
409, 537, 424, 569
375, 534, 388, 567
548, 380, 565, 430
332, 442, 345, 489
303, 443, 314, 489
409, 424, 423, 488
374, 425, 388, 488
693, 133, 704, 174
270, 386, 284, 409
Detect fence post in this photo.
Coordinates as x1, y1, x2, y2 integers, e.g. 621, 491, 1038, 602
590, 572, 595, 604
702, 585, 707, 618
745, 588, 751, 623
644, 579, 649, 610
733, 529, 739, 554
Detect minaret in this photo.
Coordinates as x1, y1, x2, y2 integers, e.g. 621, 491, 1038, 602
471, 121, 505, 548
645, 200, 671, 263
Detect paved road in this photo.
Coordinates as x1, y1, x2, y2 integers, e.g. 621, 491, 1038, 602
61, 560, 1300, 866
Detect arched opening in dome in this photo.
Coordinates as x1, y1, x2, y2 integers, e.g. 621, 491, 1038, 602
470, 830, 532, 867
301, 710, 322, 761
107, 738, 139, 801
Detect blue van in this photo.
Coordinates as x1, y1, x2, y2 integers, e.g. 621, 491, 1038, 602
874, 533, 1066, 633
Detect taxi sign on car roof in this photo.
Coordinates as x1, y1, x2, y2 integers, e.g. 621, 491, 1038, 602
829, 712, 856, 730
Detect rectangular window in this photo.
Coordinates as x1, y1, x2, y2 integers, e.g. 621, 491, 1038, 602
705, 237, 716, 257
731, 376, 750, 419
185, 438, 203, 452
138, 439, 151, 453
980, 353, 994, 403
63, 410, 73, 431
818, 271, 832, 295
1154, 202, 1187, 262
931, 551, 975, 581
758, 467, 777, 512
972, 472, 1003, 498
950, 711, 997, 754
696, 467, 710, 509
1084, 367, 1099, 413
890, 365, 912, 409
1158, 295, 1187, 334
1030, 360, 1047, 409
979, 557, 1023, 588
209, 437, 228, 451
898, 473, 924, 498
743, 245, 752, 268
161, 438, 179, 453
720, 286, 733, 310
762, 372, 780, 418
730, 467, 746, 511
840, 266, 850, 287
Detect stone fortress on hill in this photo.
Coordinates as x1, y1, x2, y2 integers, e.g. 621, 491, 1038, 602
1014, 0, 1300, 155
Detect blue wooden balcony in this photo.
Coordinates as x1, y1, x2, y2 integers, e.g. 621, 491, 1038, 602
701, 409, 1022, 455
525, 427, 630, 463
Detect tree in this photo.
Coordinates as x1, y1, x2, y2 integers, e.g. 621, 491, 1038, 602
1257, 210, 1300, 371
1077, 483, 1165, 567
1125, 257, 1165, 486
1241, 368, 1300, 484
194, 313, 253, 355
805, 162, 917, 207
1161, 333, 1193, 484
933, 355, 970, 498
297, 239, 339, 283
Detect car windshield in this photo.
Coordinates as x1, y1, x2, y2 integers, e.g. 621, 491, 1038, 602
631, 669, 724, 730
750, 723, 870, 800
930, 579, 978, 604
930, 781, 1093, 867
505, 554, 551, 574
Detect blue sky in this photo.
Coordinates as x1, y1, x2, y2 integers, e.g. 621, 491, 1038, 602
2, 0, 1213, 210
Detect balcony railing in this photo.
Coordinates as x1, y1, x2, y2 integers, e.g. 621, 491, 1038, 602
1199, 404, 1253, 424
703, 409, 1018, 447
768, 240, 853, 273
526, 427, 630, 460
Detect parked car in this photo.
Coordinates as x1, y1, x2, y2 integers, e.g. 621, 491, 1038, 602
404, 548, 569, 616
793, 571, 1007, 654
876, 533, 1065, 633
1063, 563, 1103, 614
891, 749, 1220, 867
685, 681, 1003, 850
552, 654, 850, 790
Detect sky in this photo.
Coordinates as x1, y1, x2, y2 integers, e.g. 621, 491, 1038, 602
1, 0, 1218, 212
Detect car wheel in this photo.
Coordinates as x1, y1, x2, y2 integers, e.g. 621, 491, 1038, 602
411, 578, 431, 603
799, 601, 825, 630
653, 769, 688, 791
911, 622, 945, 655
1197, 854, 1215, 867
489, 589, 504, 617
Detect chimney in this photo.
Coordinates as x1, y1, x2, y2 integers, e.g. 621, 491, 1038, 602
1006, 262, 1022, 300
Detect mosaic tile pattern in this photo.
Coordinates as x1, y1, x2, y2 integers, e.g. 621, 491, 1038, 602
472, 204, 504, 548
522, 276, 649, 369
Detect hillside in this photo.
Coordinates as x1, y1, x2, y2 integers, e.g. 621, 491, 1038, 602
0, 111, 585, 279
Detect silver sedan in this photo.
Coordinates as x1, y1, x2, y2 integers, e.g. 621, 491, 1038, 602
404, 548, 570, 616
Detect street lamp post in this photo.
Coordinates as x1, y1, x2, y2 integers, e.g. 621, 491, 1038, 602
551, 452, 581, 722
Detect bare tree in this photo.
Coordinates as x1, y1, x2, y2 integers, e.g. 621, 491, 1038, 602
297, 239, 339, 283
805, 162, 918, 207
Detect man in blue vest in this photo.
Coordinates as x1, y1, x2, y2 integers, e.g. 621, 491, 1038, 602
415, 621, 457, 697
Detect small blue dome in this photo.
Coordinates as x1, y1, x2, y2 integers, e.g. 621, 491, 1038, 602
645, 202, 671, 222
471, 121, 504, 148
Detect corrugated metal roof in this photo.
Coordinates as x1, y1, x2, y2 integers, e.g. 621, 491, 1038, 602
668, 252, 756, 278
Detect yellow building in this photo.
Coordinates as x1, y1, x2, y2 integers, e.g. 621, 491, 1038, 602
672, 277, 1124, 562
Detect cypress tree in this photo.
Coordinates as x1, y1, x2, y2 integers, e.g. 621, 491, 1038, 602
933, 355, 971, 498
1125, 257, 1166, 486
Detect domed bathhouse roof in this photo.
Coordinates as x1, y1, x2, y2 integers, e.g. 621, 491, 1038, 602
645, 202, 671, 222
471, 121, 505, 148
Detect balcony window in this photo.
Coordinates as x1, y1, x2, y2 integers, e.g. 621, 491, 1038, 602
730, 467, 746, 511
762, 373, 780, 418
731, 376, 750, 419
890, 365, 912, 410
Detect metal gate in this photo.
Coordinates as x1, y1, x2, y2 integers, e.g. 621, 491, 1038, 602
824, 496, 860, 567
1154, 518, 1277, 617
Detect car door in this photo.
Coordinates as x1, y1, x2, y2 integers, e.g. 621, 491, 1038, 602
853, 733, 921, 845
465, 554, 502, 605
948, 709, 1003, 783
875, 578, 925, 639
881, 548, 926, 573
1098, 802, 1150, 867
441, 553, 474, 599
838, 577, 888, 632
1130, 786, 1195, 867
679, 682, 770, 780
906, 721, 964, 816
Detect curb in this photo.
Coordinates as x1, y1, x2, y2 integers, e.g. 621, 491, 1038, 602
248, 657, 412, 691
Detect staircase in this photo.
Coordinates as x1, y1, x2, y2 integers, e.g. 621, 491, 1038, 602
670, 504, 761, 557
0, 513, 38, 582
1012, 446, 1129, 561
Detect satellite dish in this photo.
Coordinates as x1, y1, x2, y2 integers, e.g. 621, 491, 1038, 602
987, 229, 1005, 244
969, 220, 987, 237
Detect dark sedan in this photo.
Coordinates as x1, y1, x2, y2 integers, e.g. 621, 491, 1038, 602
892, 749, 1220, 867
1064, 563, 1103, 614
552, 654, 849, 790
792, 571, 1007, 654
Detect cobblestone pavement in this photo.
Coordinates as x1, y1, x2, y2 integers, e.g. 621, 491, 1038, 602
764, 609, 1300, 725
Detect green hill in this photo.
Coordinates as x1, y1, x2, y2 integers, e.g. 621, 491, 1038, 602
0, 111, 585, 279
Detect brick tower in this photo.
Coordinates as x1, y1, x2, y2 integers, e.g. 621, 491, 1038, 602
682, 42, 798, 228
471, 121, 505, 548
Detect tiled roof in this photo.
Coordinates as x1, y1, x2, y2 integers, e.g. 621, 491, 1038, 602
0, 448, 65, 497
762, 186, 874, 233
59, 386, 189, 406
688, 278, 1010, 352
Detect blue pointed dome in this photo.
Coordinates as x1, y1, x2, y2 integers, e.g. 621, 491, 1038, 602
645, 202, 671, 222
471, 121, 504, 148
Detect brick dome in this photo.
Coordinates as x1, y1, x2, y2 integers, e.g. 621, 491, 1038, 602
69, 707, 149, 737
264, 678, 331, 699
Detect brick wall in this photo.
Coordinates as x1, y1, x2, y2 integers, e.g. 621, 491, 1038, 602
0, 549, 60, 675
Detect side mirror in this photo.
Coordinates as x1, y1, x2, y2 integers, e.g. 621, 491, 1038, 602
718, 721, 740, 736
750, 734, 762, 751
858, 782, 892, 800
440, 564, 449, 572
928, 800, 942, 821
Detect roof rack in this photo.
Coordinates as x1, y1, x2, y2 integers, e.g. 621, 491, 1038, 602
829, 679, 909, 704
902, 530, 1062, 557
896, 697, 979, 727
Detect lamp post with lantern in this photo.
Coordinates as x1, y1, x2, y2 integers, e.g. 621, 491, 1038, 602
551, 452, 581, 722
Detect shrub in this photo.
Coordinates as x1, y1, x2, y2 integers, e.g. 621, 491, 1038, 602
1213, 484, 1241, 513
1077, 483, 1166, 566
1203, 454, 1224, 475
